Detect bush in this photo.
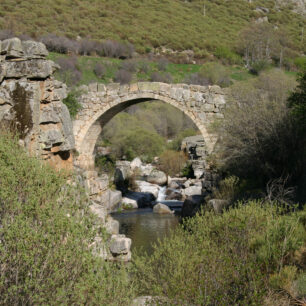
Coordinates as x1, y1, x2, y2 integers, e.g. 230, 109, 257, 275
150, 71, 173, 83
214, 46, 242, 65
0, 132, 135, 304
200, 62, 231, 87
294, 57, 306, 71
249, 60, 269, 75
184, 72, 210, 86
132, 202, 306, 304
56, 56, 82, 86
114, 69, 132, 84
158, 150, 187, 177
157, 58, 169, 71
62, 88, 82, 118
40, 34, 78, 54
120, 60, 137, 72
214, 69, 299, 196
93, 62, 106, 78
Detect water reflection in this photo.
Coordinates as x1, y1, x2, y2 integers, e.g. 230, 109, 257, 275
112, 208, 179, 254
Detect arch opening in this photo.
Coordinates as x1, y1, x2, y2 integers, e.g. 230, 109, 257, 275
74, 92, 216, 170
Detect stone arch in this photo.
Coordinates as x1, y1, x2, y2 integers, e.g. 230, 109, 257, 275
73, 82, 225, 169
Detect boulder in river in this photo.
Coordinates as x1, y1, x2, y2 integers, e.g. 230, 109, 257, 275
121, 197, 138, 209
130, 157, 142, 171
147, 169, 167, 186
153, 203, 174, 214
182, 185, 202, 197
136, 180, 160, 199
124, 191, 155, 208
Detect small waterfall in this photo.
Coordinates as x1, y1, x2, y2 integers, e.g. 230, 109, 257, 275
156, 186, 167, 202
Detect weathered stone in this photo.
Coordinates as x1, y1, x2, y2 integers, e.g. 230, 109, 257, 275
136, 181, 160, 199
153, 203, 174, 214
130, 157, 142, 171
4, 59, 57, 79
109, 234, 131, 255
105, 216, 119, 235
181, 195, 205, 218
147, 169, 167, 186
1, 38, 24, 59
22, 40, 48, 59
207, 199, 230, 213
124, 191, 155, 208
182, 185, 202, 197
106, 190, 122, 212
59, 103, 75, 151
89, 203, 107, 224
122, 197, 138, 209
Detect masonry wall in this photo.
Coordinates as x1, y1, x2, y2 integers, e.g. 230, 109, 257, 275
0, 38, 74, 170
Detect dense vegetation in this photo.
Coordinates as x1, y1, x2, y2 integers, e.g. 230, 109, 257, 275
0, 132, 135, 304
213, 69, 306, 202
0, 0, 304, 56
0, 132, 305, 304
133, 202, 306, 304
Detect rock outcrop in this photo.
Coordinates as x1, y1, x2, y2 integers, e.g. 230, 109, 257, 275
0, 37, 74, 170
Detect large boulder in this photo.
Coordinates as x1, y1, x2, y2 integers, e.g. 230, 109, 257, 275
165, 188, 183, 201
124, 191, 155, 208
121, 197, 138, 209
105, 216, 119, 235
130, 157, 142, 171
207, 199, 230, 213
181, 195, 205, 218
147, 169, 167, 185
89, 203, 107, 224
136, 180, 160, 199
153, 203, 174, 214
106, 190, 122, 212
182, 185, 202, 197
114, 160, 132, 189
109, 234, 132, 261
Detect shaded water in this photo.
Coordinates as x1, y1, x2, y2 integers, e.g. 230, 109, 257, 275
112, 205, 181, 254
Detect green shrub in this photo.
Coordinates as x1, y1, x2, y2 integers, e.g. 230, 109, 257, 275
200, 62, 232, 87
294, 57, 306, 71
158, 150, 187, 177
132, 202, 306, 305
214, 46, 242, 65
62, 88, 83, 119
0, 132, 135, 304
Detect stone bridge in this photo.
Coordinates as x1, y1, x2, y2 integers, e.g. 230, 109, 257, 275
73, 82, 226, 169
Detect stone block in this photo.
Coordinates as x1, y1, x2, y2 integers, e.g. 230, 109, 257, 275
109, 234, 132, 255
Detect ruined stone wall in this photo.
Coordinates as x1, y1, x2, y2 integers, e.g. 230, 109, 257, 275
0, 38, 74, 170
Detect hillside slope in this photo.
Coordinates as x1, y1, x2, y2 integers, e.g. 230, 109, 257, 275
0, 0, 304, 53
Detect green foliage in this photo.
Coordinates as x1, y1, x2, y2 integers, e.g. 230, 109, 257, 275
0, 132, 135, 304
158, 150, 187, 177
62, 89, 82, 118
214, 46, 242, 65
294, 57, 306, 71
168, 128, 198, 151
0, 0, 303, 57
200, 62, 232, 87
132, 202, 306, 304
288, 71, 306, 128
95, 155, 115, 176
214, 69, 299, 191
212, 175, 240, 201
100, 101, 197, 161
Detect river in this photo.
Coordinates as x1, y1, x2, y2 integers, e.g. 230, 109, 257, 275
112, 188, 182, 254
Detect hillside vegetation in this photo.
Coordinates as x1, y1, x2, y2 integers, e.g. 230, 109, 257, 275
0, 0, 304, 55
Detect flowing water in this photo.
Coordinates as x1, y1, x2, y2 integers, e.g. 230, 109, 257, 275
112, 187, 182, 254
